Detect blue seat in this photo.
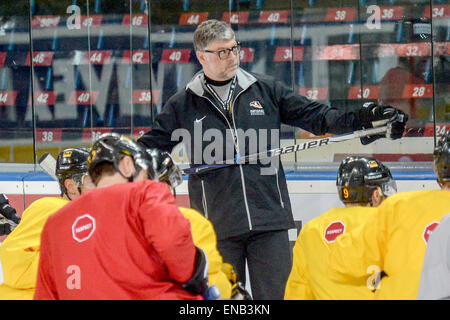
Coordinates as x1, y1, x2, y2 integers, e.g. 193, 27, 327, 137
96, 29, 104, 50
105, 103, 119, 127
345, 24, 357, 85
44, 67, 53, 91
182, 0, 190, 11
7, 30, 15, 51
395, 21, 404, 43
30, 0, 35, 14
51, 29, 59, 51
74, 67, 83, 90
296, 24, 309, 87
140, 0, 147, 12
94, 0, 102, 14
0, 68, 8, 90
123, 65, 132, 89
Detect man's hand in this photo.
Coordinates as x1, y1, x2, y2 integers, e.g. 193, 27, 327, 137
358, 103, 408, 145
0, 194, 21, 225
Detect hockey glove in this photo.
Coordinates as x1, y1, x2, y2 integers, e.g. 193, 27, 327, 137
0, 194, 21, 225
358, 103, 408, 145
183, 247, 209, 297
221, 262, 253, 300
0, 215, 13, 236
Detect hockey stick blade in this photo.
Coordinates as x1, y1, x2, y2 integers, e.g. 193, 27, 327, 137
38, 152, 58, 181
182, 126, 388, 175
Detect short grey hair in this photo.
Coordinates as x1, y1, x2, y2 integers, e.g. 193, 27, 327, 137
193, 19, 235, 51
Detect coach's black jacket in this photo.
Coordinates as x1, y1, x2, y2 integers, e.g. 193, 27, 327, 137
138, 68, 364, 240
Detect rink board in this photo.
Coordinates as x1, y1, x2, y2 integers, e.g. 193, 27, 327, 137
0, 168, 438, 243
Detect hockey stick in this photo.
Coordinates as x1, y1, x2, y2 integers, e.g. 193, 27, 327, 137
38, 152, 58, 181
181, 125, 389, 175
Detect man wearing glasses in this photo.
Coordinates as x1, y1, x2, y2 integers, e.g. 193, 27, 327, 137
138, 19, 408, 300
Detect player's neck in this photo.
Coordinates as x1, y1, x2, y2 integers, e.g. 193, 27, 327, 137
345, 203, 371, 208
96, 174, 128, 189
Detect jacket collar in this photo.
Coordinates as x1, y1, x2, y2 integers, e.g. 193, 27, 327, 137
186, 68, 257, 97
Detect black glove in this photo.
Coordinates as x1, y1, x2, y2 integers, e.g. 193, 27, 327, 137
0, 215, 13, 236
0, 194, 21, 225
358, 103, 408, 145
182, 247, 209, 296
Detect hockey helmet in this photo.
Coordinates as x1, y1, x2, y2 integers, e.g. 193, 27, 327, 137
56, 148, 90, 197
337, 156, 396, 205
88, 132, 156, 181
145, 148, 183, 188
433, 130, 450, 185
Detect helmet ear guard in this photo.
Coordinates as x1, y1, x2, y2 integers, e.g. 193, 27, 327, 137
146, 148, 183, 189
433, 130, 450, 186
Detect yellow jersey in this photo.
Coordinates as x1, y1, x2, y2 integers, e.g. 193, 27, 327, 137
330, 189, 450, 299
0, 197, 68, 300
285, 206, 376, 300
180, 207, 232, 299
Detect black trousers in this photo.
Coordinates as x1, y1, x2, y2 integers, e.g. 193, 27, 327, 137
217, 229, 292, 300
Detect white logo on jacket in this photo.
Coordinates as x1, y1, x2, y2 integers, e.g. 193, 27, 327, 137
249, 100, 265, 115
195, 116, 206, 123
72, 214, 96, 243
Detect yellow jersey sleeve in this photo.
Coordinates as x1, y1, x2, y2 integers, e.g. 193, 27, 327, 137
179, 207, 232, 299
284, 230, 314, 300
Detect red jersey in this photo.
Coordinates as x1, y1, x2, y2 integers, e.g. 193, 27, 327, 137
34, 180, 202, 300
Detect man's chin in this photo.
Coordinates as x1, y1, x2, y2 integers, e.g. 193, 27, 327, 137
227, 66, 239, 77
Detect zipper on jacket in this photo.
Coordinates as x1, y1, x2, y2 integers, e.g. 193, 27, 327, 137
200, 96, 239, 153
201, 180, 209, 219
200, 88, 253, 231
238, 164, 252, 231
231, 90, 253, 230
275, 168, 285, 208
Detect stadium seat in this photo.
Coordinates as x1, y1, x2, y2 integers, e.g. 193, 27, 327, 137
30, 0, 35, 15
123, 65, 132, 89
51, 29, 59, 51
96, 29, 104, 50
140, 0, 147, 12
94, 0, 102, 14
396, 20, 406, 43
143, 35, 149, 49
74, 67, 83, 90
44, 67, 53, 91
7, 30, 15, 52
168, 27, 176, 48
182, 0, 190, 12
105, 103, 119, 127
0, 68, 7, 90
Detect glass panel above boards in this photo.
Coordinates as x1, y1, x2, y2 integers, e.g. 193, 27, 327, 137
0, 0, 447, 165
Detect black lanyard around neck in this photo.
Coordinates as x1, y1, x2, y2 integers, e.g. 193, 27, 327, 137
204, 75, 237, 114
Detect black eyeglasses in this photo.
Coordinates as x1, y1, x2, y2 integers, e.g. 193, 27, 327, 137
203, 42, 241, 60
